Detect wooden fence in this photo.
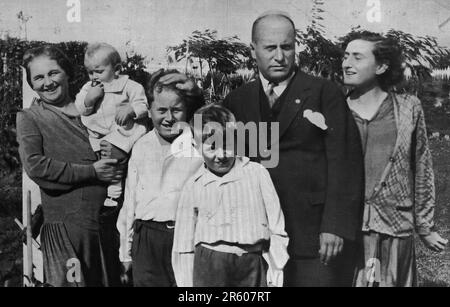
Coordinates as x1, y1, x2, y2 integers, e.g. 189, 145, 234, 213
432, 67, 450, 80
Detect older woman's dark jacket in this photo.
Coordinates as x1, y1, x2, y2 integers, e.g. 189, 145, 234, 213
17, 98, 107, 286
17, 99, 106, 229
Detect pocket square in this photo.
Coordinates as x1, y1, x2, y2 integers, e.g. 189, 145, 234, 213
303, 109, 328, 130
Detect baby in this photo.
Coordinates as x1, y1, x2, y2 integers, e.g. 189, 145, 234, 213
75, 42, 148, 207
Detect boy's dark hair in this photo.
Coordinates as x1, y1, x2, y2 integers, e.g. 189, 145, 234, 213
146, 69, 205, 121
191, 103, 237, 144
23, 45, 74, 88
341, 31, 404, 90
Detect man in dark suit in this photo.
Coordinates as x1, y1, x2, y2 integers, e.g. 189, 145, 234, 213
223, 11, 364, 287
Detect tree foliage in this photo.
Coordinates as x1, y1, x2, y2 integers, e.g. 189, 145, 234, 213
120, 53, 151, 90
435, 50, 450, 69
167, 29, 252, 100
167, 29, 251, 75
295, 0, 344, 81
385, 29, 449, 82
296, 26, 343, 81
310, 0, 326, 33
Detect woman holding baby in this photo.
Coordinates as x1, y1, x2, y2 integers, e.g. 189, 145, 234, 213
17, 45, 123, 287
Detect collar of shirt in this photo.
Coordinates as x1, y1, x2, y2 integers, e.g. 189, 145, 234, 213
149, 127, 201, 159
194, 156, 250, 187
102, 75, 129, 93
259, 71, 295, 97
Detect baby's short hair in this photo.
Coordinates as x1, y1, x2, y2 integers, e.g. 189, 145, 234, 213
191, 104, 237, 144
84, 42, 122, 66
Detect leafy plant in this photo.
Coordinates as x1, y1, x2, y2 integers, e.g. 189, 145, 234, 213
120, 53, 151, 92
296, 26, 343, 81
385, 29, 449, 93
167, 29, 252, 100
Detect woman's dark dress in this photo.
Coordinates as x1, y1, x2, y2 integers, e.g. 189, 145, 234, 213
350, 95, 416, 287
17, 99, 108, 287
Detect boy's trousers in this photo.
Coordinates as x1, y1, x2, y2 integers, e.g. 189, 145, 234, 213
99, 205, 122, 287
193, 245, 267, 287
132, 220, 177, 287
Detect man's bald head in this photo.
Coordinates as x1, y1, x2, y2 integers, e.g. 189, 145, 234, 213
251, 12, 296, 44
250, 11, 297, 83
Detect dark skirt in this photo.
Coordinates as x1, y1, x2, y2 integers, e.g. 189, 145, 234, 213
354, 232, 417, 287
41, 222, 107, 287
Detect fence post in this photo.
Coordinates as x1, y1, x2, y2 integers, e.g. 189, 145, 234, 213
26, 190, 34, 287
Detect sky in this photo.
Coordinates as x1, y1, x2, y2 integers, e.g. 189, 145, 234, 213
1, 0, 450, 65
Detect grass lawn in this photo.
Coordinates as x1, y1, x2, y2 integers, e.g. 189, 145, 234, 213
416, 139, 450, 287
0, 140, 449, 287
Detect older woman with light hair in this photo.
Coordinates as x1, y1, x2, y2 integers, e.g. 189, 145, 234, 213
18, 45, 124, 286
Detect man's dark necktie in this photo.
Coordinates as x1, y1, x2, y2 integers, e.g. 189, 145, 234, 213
265, 82, 279, 108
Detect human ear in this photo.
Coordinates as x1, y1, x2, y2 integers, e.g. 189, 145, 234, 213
114, 64, 122, 76
250, 42, 257, 60
376, 63, 389, 75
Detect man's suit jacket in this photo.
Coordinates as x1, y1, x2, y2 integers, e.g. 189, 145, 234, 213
223, 70, 364, 258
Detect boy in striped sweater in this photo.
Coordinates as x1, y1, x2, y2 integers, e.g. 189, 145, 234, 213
172, 104, 289, 287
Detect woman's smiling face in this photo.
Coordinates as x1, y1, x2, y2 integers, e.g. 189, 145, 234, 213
342, 39, 388, 89
28, 55, 70, 106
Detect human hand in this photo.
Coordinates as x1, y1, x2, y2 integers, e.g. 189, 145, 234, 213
420, 232, 448, 252
120, 261, 132, 286
85, 82, 104, 107
319, 233, 344, 266
99, 141, 114, 159
91, 79, 102, 87
99, 141, 128, 165
19, 227, 27, 244
115, 105, 136, 127
93, 159, 123, 183
19, 205, 44, 243
158, 73, 200, 95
